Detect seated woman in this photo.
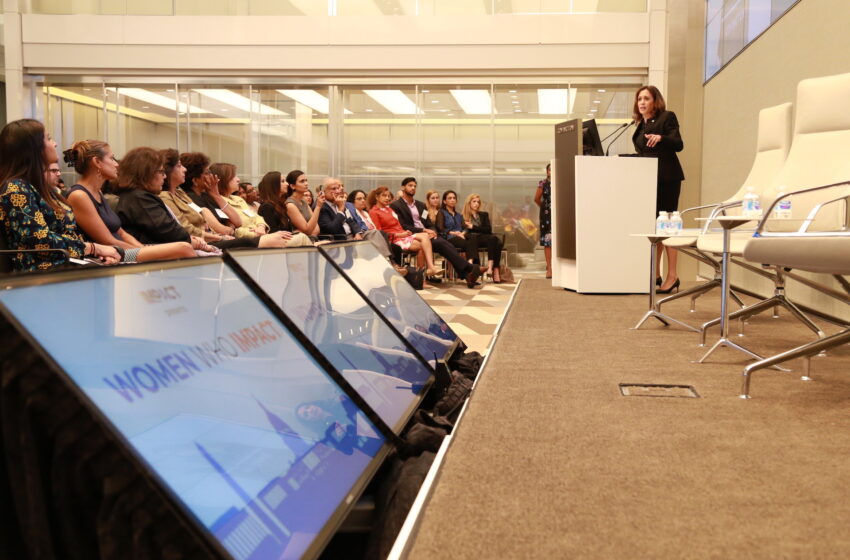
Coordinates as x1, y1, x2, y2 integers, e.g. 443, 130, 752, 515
437, 189, 478, 264
348, 188, 404, 267
114, 147, 219, 253
157, 150, 256, 250
64, 140, 195, 263
368, 186, 441, 276
209, 162, 292, 248
180, 151, 244, 235
463, 193, 504, 283
285, 170, 324, 236
0, 119, 121, 271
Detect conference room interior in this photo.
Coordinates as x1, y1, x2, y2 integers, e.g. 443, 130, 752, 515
4, 0, 850, 558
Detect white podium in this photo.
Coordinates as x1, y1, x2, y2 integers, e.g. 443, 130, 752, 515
552, 155, 656, 293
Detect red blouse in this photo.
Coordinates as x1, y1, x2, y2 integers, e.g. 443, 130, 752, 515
369, 206, 405, 237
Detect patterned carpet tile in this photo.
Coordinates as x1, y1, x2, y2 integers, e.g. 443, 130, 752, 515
418, 281, 517, 356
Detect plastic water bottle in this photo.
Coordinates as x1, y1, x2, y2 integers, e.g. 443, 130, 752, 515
670, 211, 683, 235
774, 187, 792, 219
656, 211, 669, 234
742, 186, 761, 218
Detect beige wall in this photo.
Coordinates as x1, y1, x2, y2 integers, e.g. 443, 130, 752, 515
701, 0, 850, 319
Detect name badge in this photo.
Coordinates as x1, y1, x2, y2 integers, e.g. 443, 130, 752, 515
188, 202, 202, 213
215, 208, 228, 219
243, 208, 255, 217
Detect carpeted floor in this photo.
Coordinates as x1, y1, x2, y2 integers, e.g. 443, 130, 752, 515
406, 279, 850, 559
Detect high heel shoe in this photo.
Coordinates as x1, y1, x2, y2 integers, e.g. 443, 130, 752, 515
656, 278, 680, 294
425, 268, 445, 278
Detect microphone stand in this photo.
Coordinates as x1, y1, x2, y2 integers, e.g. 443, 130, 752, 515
605, 121, 633, 156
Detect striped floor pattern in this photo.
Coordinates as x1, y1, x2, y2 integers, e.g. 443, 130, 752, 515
419, 281, 518, 356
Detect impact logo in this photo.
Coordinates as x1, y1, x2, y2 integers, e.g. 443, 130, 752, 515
556, 123, 577, 134
139, 286, 181, 305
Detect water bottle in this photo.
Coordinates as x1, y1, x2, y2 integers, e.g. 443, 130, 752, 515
742, 186, 761, 218
774, 186, 792, 219
656, 211, 669, 234
670, 211, 683, 235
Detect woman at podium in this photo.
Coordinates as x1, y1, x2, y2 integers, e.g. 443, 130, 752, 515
632, 85, 684, 294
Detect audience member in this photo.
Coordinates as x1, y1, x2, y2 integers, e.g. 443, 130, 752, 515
285, 170, 324, 236
347, 188, 403, 266
463, 193, 503, 283
319, 177, 393, 260
114, 147, 218, 253
534, 162, 552, 278
180, 152, 243, 234
423, 189, 442, 228
437, 189, 476, 261
390, 177, 482, 288
368, 186, 443, 278
257, 171, 292, 233
0, 119, 121, 270
46, 162, 63, 197
304, 189, 315, 210
64, 140, 194, 263
239, 182, 261, 212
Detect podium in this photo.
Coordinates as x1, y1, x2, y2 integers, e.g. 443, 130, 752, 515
552, 155, 656, 293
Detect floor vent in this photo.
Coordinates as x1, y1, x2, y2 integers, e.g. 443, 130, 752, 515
619, 383, 700, 398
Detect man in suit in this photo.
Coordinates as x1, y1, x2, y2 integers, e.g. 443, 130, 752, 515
319, 177, 393, 260
390, 177, 482, 288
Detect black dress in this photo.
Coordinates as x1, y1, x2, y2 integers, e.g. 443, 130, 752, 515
632, 110, 684, 215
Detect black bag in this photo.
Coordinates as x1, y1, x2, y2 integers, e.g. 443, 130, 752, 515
433, 371, 473, 423
404, 266, 424, 290
450, 350, 484, 381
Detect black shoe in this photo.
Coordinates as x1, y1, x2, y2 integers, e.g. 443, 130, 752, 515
465, 265, 482, 288
427, 276, 443, 284
656, 278, 680, 294
655, 277, 663, 286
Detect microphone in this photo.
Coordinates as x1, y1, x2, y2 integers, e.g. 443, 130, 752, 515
599, 121, 629, 143
605, 121, 633, 156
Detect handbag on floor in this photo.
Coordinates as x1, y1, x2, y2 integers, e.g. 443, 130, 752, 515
404, 266, 424, 290
499, 263, 515, 283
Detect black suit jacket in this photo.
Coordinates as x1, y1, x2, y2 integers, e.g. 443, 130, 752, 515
318, 202, 360, 240
116, 189, 191, 245
632, 110, 685, 182
389, 198, 433, 233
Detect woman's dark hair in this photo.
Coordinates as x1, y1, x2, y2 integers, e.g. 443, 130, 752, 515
62, 139, 109, 175
401, 176, 416, 187
209, 163, 236, 196
367, 186, 390, 208
0, 119, 60, 211
179, 152, 210, 191
347, 189, 366, 204
258, 171, 290, 228
159, 148, 180, 186
116, 147, 163, 194
285, 169, 305, 193
632, 85, 667, 122
441, 189, 457, 209
545, 163, 551, 172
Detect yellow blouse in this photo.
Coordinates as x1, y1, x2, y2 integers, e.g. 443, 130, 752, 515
159, 189, 205, 238
225, 194, 269, 239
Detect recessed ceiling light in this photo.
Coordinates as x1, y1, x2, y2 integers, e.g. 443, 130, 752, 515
431, 100, 439, 103
365, 108, 373, 112
166, 89, 174, 92
107, 88, 207, 114
276, 89, 352, 115
593, 100, 601, 104
511, 95, 518, 99
363, 90, 420, 114
83, 88, 92, 91
422, 89, 430, 93
450, 90, 492, 115
597, 89, 606, 93
141, 105, 150, 109
447, 113, 454, 116
508, 90, 517, 93
194, 89, 288, 116
512, 100, 519, 104
590, 109, 598, 112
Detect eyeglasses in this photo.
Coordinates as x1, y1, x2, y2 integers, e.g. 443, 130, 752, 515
48, 169, 61, 174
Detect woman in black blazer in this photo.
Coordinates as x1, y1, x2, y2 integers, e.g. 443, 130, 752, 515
463, 194, 504, 283
632, 85, 684, 293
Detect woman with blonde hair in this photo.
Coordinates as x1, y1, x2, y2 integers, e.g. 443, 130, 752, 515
463, 193, 503, 283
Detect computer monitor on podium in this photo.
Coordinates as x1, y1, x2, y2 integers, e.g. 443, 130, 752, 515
582, 119, 604, 156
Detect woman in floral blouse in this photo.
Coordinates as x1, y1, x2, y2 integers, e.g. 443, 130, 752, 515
0, 119, 120, 271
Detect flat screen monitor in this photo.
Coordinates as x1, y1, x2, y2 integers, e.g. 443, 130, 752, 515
582, 118, 604, 156
0, 259, 390, 560
319, 241, 461, 363
225, 247, 434, 434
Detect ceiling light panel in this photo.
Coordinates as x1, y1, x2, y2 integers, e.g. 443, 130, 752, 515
537, 88, 578, 115
194, 89, 288, 116
363, 90, 420, 115
276, 89, 352, 115
449, 89, 492, 115
107, 88, 207, 114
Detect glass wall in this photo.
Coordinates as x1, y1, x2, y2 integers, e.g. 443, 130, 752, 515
36, 80, 638, 252
705, 0, 800, 81
29, 0, 645, 15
